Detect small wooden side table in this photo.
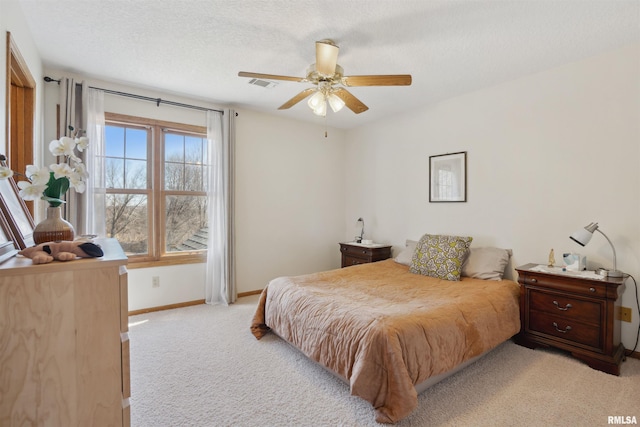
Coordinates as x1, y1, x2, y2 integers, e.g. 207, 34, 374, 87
514, 263, 626, 375
339, 242, 392, 268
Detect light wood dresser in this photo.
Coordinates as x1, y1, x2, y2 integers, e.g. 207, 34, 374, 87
0, 238, 130, 426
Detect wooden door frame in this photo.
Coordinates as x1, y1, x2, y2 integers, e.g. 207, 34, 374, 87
6, 31, 36, 215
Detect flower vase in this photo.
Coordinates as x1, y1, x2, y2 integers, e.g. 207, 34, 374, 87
33, 206, 75, 244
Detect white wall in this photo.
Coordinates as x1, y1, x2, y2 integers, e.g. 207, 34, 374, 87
344, 43, 640, 349
234, 109, 347, 292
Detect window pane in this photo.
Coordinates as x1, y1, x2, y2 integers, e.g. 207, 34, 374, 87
106, 158, 124, 188
165, 195, 208, 252
125, 159, 148, 189
126, 128, 148, 160
184, 164, 203, 191
105, 126, 124, 157
185, 136, 203, 162
164, 162, 184, 191
165, 133, 184, 162
106, 193, 148, 255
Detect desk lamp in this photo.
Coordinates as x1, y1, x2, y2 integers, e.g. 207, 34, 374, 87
570, 222, 623, 277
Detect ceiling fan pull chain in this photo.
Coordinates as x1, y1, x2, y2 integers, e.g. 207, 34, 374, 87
324, 115, 328, 138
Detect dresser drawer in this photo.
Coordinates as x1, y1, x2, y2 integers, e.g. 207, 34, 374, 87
528, 289, 601, 325
529, 311, 601, 349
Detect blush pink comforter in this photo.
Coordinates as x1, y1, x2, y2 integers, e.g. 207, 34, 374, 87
251, 259, 520, 423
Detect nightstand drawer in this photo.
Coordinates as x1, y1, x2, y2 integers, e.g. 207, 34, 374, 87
529, 312, 601, 349
529, 289, 601, 325
520, 273, 606, 298
341, 244, 375, 258
343, 256, 368, 267
339, 243, 392, 268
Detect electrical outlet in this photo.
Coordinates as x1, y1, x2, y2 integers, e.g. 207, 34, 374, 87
152, 276, 160, 288
620, 306, 632, 323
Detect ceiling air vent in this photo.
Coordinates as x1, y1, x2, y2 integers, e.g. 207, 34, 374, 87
248, 78, 278, 89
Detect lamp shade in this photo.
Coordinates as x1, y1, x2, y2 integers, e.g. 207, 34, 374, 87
570, 227, 594, 246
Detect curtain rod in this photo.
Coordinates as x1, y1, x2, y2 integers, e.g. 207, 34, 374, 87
44, 76, 224, 114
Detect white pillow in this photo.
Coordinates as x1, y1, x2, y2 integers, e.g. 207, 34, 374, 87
461, 247, 512, 281
393, 239, 418, 266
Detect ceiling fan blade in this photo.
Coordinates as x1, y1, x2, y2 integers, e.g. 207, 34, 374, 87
332, 88, 368, 114
238, 71, 305, 83
278, 88, 317, 110
342, 75, 412, 87
316, 40, 339, 77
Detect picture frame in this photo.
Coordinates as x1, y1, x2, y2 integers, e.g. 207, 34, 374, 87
0, 209, 19, 263
0, 173, 35, 249
429, 151, 467, 202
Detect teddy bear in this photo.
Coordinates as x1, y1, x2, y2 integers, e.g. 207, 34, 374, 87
19, 240, 104, 264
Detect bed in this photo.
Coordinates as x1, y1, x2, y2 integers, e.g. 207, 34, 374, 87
251, 235, 520, 424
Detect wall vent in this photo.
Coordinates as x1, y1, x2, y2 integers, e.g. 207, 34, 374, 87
248, 78, 278, 89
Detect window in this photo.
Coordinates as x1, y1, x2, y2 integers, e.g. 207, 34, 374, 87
104, 113, 208, 264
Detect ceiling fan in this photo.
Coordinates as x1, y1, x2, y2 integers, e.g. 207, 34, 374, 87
238, 39, 412, 116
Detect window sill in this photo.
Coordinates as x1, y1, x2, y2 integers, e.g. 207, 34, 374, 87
127, 254, 206, 269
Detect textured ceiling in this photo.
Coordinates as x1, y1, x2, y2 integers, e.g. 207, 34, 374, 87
17, 0, 640, 129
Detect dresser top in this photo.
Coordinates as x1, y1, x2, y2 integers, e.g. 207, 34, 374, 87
340, 242, 392, 249
0, 237, 127, 274
516, 263, 626, 285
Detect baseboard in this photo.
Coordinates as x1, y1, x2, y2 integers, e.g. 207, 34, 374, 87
238, 289, 262, 297
128, 291, 262, 316
129, 299, 205, 316
626, 349, 640, 360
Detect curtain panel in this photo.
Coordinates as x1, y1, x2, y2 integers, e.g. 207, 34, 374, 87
205, 109, 236, 305
57, 77, 82, 225
81, 86, 106, 236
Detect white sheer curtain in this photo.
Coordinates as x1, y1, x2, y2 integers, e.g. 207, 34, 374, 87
81, 85, 106, 236
205, 109, 236, 305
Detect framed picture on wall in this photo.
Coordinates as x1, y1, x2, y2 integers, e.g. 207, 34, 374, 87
429, 151, 467, 202
0, 175, 35, 249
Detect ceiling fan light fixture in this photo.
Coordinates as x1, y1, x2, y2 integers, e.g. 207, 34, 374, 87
327, 93, 345, 113
312, 101, 327, 117
307, 91, 325, 110
308, 90, 328, 116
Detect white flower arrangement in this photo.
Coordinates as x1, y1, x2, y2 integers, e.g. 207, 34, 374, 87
0, 134, 89, 207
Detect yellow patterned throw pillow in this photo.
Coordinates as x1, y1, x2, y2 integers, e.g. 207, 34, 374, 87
410, 234, 473, 281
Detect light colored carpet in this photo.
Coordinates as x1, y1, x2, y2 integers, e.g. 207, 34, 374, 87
129, 295, 640, 427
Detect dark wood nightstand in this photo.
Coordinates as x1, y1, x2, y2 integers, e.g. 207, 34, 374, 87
339, 242, 392, 268
514, 263, 626, 375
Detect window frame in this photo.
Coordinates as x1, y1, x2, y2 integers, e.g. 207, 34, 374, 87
105, 112, 208, 267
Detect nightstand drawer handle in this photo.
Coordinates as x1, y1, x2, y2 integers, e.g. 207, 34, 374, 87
589, 287, 596, 293
530, 278, 537, 283
552, 322, 572, 333
552, 301, 572, 311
